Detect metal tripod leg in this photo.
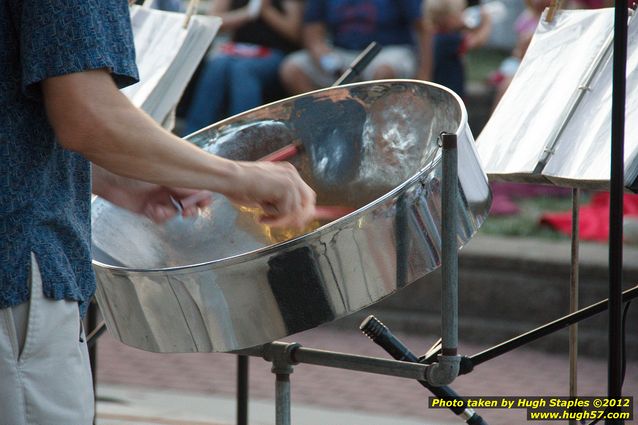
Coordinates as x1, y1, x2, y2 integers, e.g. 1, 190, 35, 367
237, 355, 249, 425
274, 365, 293, 425
569, 188, 580, 425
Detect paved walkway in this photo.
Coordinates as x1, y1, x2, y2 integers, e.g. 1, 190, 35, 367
95, 322, 637, 425
96, 383, 447, 425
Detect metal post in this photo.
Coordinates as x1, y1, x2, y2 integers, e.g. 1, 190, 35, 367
237, 341, 431, 381
608, 3, 628, 422
291, 346, 430, 380
236, 355, 249, 425
271, 356, 294, 425
274, 371, 292, 425
426, 132, 460, 386
86, 320, 107, 349
569, 189, 580, 425
87, 301, 99, 425
441, 132, 458, 354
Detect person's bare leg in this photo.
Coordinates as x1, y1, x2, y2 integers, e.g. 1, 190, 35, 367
280, 61, 317, 95
492, 75, 513, 112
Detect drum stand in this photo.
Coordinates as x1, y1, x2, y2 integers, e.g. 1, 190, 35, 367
233, 132, 638, 425
235, 133, 482, 425
230, 8, 638, 418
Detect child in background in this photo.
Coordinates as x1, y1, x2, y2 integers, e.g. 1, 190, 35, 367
424, 0, 492, 99
490, 0, 551, 107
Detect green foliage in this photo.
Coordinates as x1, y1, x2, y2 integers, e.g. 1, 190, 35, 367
465, 48, 509, 83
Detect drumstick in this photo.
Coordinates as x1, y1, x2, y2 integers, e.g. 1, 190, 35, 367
176, 143, 354, 220
259, 145, 354, 220
312, 205, 355, 220
178, 191, 354, 221
259, 143, 301, 162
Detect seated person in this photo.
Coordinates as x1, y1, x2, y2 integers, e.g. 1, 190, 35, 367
279, 0, 432, 95
184, 0, 303, 135
425, 0, 492, 99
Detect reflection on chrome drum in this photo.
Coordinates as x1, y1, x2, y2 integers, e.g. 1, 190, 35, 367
91, 80, 492, 353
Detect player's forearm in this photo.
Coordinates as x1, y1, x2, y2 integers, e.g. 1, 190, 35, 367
92, 164, 123, 199
42, 69, 244, 197
76, 94, 240, 191
91, 163, 152, 200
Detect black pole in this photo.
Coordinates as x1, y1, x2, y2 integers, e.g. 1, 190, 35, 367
237, 355, 249, 425
87, 301, 99, 425
86, 320, 107, 349
332, 42, 382, 86
608, 3, 628, 422
360, 316, 488, 425
467, 285, 638, 369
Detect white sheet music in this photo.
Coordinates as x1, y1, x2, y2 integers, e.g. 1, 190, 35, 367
121, 6, 221, 124
543, 13, 638, 190
475, 8, 629, 189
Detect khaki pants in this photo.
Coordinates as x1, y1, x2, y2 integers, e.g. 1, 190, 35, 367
0, 253, 94, 425
285, 45, 418, 88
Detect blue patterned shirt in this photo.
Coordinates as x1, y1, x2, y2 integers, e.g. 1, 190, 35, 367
1, 0, 138, 315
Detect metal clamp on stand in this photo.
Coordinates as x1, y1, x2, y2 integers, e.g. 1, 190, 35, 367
238, 341, 442, 425
265, 343, 300, 425
360, 316, 488, 425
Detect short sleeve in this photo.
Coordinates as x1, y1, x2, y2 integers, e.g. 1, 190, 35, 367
19, 0, 139, 97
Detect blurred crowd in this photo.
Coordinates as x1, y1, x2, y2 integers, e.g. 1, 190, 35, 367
177, 0, 618, 135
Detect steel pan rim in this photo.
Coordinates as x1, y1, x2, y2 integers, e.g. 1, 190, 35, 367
184, 79, 467, 144
91, 79, 467, 275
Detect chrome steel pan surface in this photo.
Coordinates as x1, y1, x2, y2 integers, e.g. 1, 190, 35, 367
92, 80, 491, 353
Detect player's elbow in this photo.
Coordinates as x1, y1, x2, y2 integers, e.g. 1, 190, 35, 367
41, 70, 118, 154
48, 100, 108, 154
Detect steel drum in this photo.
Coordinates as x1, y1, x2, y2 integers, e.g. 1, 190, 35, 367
92, 80, 491, 353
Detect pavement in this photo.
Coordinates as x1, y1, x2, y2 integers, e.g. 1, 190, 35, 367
96, 383, 440, 425
95, 321, 638, 425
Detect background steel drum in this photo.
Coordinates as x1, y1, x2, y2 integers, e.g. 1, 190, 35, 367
91, 80, 491, 353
